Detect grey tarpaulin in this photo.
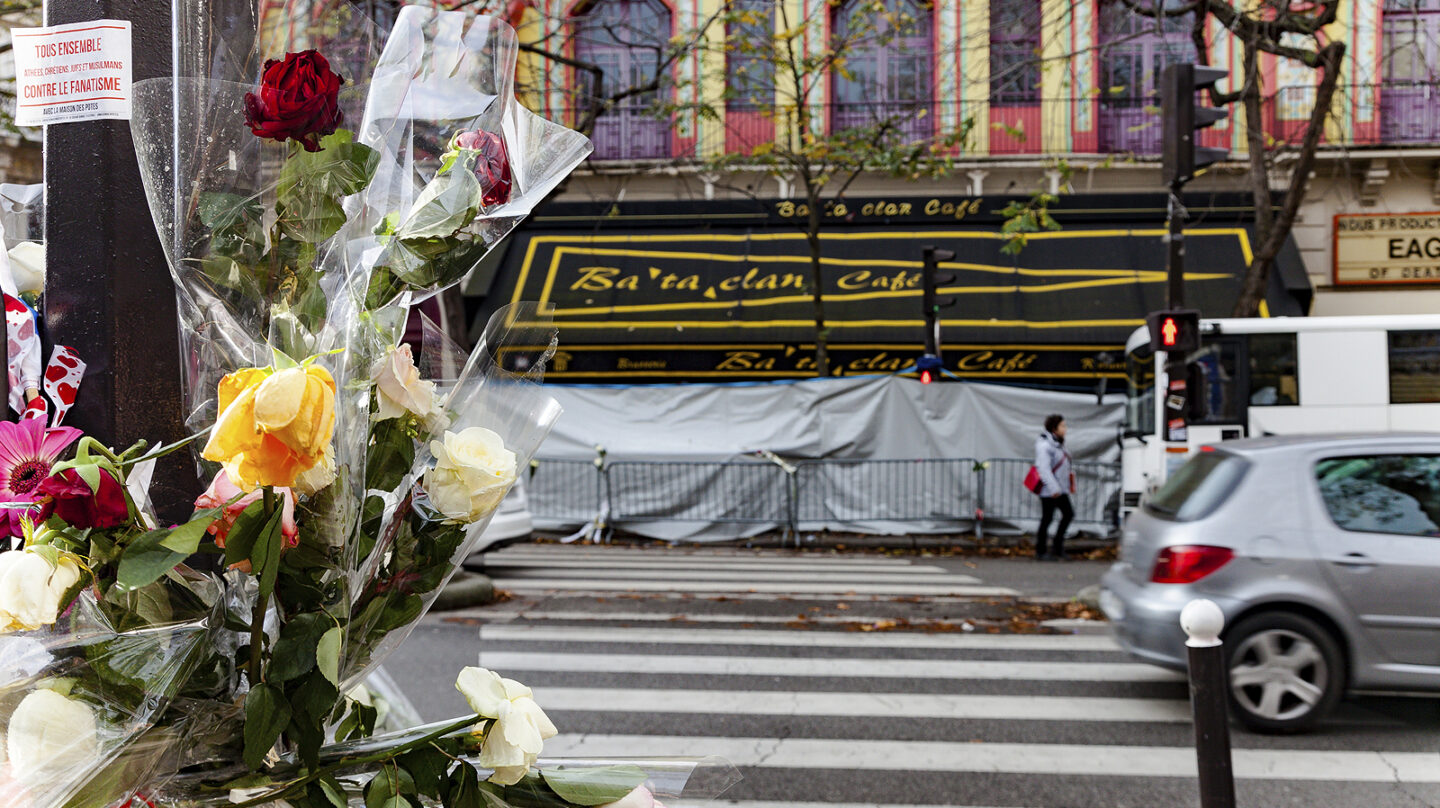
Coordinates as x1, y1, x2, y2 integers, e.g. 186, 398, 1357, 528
534, 374, 1123, 541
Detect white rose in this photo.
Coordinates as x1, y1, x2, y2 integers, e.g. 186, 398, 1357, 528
6, 689, 98, 782
6, 242, 44, 296
455, 667, 557, 785
0, 551, 82, 633
372, 344, 438, 422
423, 428, 517, 523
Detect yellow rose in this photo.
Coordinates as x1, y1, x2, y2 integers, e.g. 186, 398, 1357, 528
423, 428, 516, 523
202, 365, 336, 491
0, 550, 82, 633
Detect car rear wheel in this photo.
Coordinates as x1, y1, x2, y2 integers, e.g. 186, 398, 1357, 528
1224, 612, 1344, 734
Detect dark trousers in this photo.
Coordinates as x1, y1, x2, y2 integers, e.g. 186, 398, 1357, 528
1036, 494, 1073, 557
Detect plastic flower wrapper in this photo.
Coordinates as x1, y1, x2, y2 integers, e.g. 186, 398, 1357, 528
131, 71, 378, 431
148, 666, 740, 808
341, 303, 561, 684
337, 7, 593, 311
0, 568, 225, 808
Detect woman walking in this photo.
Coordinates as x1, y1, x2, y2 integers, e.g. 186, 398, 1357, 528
1033, 414, 1075, 561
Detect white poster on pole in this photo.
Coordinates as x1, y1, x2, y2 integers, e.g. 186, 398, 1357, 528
11, 20, 133, 126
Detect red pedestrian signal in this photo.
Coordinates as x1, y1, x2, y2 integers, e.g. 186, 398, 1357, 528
1161, 317, 1179, 347
1146, 309, 1200, 353
920, 369, 933, 384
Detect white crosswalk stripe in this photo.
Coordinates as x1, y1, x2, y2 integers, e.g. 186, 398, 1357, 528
481, 624, 1122, 651
483, 546, 1017, 597
543, 734, 1440, 782
483, 650, 1181, 682
472, 548, 1440, 805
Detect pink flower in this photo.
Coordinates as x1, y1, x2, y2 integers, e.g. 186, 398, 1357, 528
599, 785, 667, 808
195, 471, 298, 554
0, 418, 81, 538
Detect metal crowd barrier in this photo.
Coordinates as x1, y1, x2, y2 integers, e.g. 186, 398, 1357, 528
528, 451, 1121, 543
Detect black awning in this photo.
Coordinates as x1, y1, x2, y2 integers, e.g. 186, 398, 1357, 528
475, 195, 1312, 386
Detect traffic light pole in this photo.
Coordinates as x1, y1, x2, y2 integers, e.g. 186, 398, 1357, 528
1167, 190, 1186, 310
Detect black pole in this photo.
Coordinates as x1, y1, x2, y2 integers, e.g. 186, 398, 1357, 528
1182, 599, 1236, 808
1167, 190, 1186, 310
921, 246, 939, 357
43, 0, 194, 519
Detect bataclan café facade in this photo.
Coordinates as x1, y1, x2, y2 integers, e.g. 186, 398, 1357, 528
467, 192, 1312, 391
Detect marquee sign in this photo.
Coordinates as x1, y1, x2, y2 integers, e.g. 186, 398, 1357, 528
1334, 211, 1440, 286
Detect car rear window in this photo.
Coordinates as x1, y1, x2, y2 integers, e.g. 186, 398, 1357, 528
1145, 451, 1250, 522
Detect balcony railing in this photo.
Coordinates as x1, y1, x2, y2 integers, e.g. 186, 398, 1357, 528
563, 84, 1440, 163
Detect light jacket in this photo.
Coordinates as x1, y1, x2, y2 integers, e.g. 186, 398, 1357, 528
1034, 431, 1073, 498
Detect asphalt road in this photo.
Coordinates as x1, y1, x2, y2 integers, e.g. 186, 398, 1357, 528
378, 543, 1440, 808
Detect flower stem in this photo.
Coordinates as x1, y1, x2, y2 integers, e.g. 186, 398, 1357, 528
247, 488, 278, 687
228, 713, 486, 807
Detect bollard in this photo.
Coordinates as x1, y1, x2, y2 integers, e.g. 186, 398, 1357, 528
1181, 599, 1236, 808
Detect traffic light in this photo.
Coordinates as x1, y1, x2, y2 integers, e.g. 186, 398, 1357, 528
1161, 64, 1229, 188
921, 246, 957, 356
1147, 309, 1200, 354
917, 353, 943, 384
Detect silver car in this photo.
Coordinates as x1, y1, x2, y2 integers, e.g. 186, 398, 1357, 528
1100, 433, 1440, 733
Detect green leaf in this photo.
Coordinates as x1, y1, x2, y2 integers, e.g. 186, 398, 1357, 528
160, 508, 221, 554
376, 594, 423, 633
243, 683, 292, 770
116, 529, 188, 590
75, 462, 102, 495
277, 195, 347, 243
399, 747, 452, 798
315, 775, 350, 808
223, 500, 268, 568
394, 166, 483, 242
365, 765, 416, 808
317, 626, 342, 685
540, 765, 649, 806
443, 763, 483, 808
269, 613, 330, 682
253, 506, 286, 599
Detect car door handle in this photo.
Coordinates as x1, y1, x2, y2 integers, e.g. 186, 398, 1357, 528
1332, 553, 1377, 568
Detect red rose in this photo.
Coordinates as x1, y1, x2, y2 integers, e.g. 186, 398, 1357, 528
453, 129, 512, 208
37, 467, 129, 529
244, 50, 345, 152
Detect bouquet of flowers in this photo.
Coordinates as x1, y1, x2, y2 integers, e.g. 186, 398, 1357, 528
0, 3, 736, 807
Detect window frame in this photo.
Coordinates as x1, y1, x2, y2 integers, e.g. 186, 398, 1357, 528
726, 0, 776, 108
1387, 329, 1440, 404
1314, 453, 1440, 538
989, 0, 1041, 107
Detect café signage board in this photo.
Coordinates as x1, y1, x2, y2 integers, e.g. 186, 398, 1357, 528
1334, 211, 1440, 286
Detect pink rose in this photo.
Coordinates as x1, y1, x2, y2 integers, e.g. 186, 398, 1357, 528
195, 471, 298, 554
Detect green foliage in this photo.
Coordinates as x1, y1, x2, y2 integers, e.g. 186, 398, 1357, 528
541, 766, 649, 806
244, 683, 292, 770
116, 529, 191, 590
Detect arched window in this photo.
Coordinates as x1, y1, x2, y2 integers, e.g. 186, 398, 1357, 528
1097, 0, 1196, 153
1382, 0, 1440, 142
574, 0, 672, 159
830, 0, 934, 141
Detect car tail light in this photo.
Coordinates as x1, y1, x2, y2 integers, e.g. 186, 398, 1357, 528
1150, 545, 1234, 584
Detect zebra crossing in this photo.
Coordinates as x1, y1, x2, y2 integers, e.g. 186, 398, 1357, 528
468, 545, 1440, 807
480, 545, 1020, 598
